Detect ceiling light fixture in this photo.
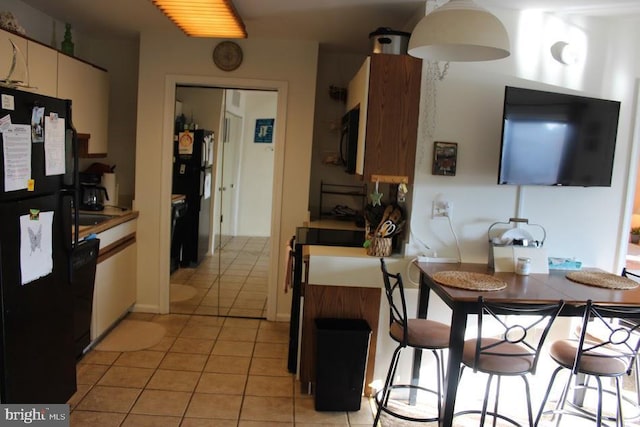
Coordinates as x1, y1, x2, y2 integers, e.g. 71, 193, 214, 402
408, 0, 510, 62
151, 0, 247, 38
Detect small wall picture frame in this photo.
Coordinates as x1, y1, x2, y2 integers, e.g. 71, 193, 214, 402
432, 141, 457, 176
254, 118, 274, 143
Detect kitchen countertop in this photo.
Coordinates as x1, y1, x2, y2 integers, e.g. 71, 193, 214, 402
306, 245, 368, 257
305, 219, 364, 230
77, 207, 139, 239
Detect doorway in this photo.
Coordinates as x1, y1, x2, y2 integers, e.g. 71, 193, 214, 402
169, 86, 278, 319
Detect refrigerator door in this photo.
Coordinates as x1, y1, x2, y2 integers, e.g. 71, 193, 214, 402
0, 87, 73, 202
0, 193, 76, 403
172, 129, 213, 197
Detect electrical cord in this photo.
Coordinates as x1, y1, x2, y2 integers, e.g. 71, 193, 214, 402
446, 214, 463, 263
404, 208, 462, 286
410, 228, 431, 251
406, 257, 421, 286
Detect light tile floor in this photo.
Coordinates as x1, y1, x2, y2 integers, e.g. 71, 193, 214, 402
68, 238, 640, 426
171, 236, 270, 319
69, 313, 376, 426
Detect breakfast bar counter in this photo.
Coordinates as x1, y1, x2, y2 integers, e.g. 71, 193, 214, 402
298, 247, 418, 396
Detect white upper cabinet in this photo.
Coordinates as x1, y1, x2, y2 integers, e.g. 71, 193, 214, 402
26, 41, 58, 97
1, 29, 109, 157
0, 29, 28, 84
1, 30, 57, 97
57, 53, 109, 156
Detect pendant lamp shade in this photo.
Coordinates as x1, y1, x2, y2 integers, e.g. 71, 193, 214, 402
408, 0, 510, 62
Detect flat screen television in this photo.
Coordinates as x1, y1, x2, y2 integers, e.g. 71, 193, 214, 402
498, 86, 621, 186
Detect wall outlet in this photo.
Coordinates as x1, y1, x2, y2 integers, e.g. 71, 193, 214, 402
432, 200, 452, 218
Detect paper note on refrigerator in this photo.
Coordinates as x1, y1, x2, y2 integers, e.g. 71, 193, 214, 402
20, 211, 54, 285
0, 114, 12, 133
44, 114, 65, 176
204, 171, 211, 199
2, 124, 31, 191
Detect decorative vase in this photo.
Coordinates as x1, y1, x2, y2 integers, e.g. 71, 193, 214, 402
61, 23, 74, 55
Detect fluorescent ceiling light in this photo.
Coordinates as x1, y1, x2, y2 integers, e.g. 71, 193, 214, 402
152, 0, 247, 38
408, 0, 510, 62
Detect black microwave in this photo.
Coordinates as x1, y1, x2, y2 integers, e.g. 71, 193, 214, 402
340, 108, 359, 174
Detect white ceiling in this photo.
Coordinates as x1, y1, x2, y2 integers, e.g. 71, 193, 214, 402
17, 0, 640, 53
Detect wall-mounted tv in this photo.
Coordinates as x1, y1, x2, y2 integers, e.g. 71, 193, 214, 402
498, 86, 621, 187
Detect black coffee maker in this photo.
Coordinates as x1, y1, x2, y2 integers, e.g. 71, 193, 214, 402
79, 173, 109, 211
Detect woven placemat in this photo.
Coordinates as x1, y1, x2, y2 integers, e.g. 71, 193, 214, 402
432, 271, 507, 291
566, 271, 639, 290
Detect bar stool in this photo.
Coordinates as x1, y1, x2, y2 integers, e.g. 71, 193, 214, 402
374, 258, 451, 426
621, 268, 640, 407
455, 296, 564, 427
560, 269, 640, 424
536, 300, 640, 427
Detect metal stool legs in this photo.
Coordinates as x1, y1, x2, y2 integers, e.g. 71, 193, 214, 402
373, 346, 444, 426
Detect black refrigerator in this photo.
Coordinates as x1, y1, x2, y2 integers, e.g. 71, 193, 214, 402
172, 129, 214, 267
0, 86, 79, 403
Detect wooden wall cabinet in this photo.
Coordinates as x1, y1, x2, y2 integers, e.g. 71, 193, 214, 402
347, 54, 422, 183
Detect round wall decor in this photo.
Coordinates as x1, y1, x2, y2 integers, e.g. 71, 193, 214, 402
213, 41, 243, 71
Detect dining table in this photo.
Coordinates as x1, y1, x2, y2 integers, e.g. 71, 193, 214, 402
413, 261, 640, 427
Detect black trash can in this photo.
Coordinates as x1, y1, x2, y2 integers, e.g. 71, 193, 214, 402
314, 318, 371, 411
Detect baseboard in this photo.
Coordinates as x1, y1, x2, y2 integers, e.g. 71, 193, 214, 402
276, 312, 291, 322
131, 303, 162, 314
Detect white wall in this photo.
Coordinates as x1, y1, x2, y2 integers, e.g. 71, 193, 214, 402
237, 91, 277, 236
408, 7, 640, 273
134, 32, 318, 320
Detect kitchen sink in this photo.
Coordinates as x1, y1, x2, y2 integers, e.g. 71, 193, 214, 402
77, 213, 116, 226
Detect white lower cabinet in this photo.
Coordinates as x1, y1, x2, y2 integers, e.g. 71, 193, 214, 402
91, 221, 137, 341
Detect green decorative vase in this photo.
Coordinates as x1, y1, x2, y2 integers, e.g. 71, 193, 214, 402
61, 23, 74, 55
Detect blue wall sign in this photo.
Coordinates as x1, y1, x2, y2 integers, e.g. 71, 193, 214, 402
254, 118, 274, 143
